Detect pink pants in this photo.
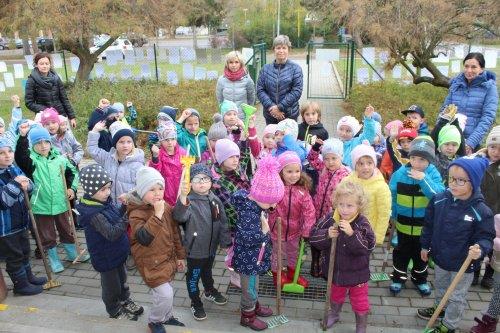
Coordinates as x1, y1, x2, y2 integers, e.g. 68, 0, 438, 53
331, 282, 370, 314
271, 238, 299, 272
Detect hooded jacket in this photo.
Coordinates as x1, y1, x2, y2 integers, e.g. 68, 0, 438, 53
297, 122, 329, 143
175, 122, 207, 158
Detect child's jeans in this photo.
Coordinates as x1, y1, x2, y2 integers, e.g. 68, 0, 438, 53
100, 263, 130, 317
149, 281, 174, 324
34, 212, 74, 249
186, 256, 216, 306
240, 274, 259, 311
331, 282, 370, 314
271, 237, 299, 271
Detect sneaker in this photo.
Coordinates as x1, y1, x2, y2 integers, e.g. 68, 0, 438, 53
121, 298, 144, 316
414, 282, 432, 296
148, 322, 166, 333
417, 306, 445, 320
191, 305, 207, 321
162, 316, 185, 326
112, 308, 138, 321
203, 289, 228, 305
389, 282, 403, 295
425, 322, 455, 333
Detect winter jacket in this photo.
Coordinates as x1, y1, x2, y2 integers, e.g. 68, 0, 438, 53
149, 144, 186, 207
172, 192, 231, 259
342, 117, 376, 168
421, 190, 495, 272
87, 131, 145, 206
231, 190, 271, 276
51, 130, 84, 166
274, 134, 307, 162
0, 166, 33, 237
441, 71, 498, 149
390, 163, 445, 237
481, 159, 500, 215
268, 185, 316, 241
216, 74, 256, 119
175, 122, 207, 158
297, 122, 329, 143
25, 69, 75, 119
127, 192, 186, 288
341, 170, 391, 244
0, 107, 22, 151
310, 211, 375, 286
257, 60, 303, 122
15, 136, 78, 215
76, 196, 129, 272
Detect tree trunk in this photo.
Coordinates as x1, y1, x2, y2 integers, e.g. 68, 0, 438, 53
22, 39, 31, 55
31, 35, 39, 54
76, 54, 96, 82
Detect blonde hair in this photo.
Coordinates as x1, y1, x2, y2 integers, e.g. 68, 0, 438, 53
300, 101, 322, 121
225, 51, 247, 71
332, 181, 368, 214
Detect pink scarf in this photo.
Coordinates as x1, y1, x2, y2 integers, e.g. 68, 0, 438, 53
224, 67, 246, 81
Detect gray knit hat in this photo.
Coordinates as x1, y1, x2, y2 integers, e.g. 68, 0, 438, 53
208, 114, 228, 141
486, 125, 500, 147
190, 163, 212, 181
80, 164, 112, 197
135, 167, 165, 199
409, 136, 436, 163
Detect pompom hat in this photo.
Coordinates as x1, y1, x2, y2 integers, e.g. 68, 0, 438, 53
109, 122, 135, 148
351, 144, 377, 167
250, 155, 285, 204
486, 125, 500, 147
208, 114, 228, 141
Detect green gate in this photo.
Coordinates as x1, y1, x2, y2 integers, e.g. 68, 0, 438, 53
245, 43, 267, 85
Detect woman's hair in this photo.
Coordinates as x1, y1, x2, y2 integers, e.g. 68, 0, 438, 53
463, 52, 485, 68
279, 168, 312, 192
33, 52, 52, 66
273, 35, 292, 48
300, 101, 321, 121
225, 51, 247, 70
332, 180, 368, 214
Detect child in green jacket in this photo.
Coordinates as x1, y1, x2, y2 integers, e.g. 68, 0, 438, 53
175, 108, 207, 158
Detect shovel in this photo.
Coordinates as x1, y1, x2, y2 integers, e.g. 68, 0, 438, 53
282, 238, 306, 294
370, 220, 396, 282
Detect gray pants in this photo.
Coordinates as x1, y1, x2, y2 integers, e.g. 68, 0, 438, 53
100, 263, 130, 317
486, 272, 500, 318
434, 264, 474, 329
149, 282, 174, 324
240, 274, 259, 311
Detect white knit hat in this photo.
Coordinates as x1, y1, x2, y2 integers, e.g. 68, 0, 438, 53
321, 138, 344, 158
337, 116, 361, 135
276, 119, 298, 141
135, 167, 165, 199
487, 125, 500, 147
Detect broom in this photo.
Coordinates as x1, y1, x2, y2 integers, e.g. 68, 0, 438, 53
370, 220, 396, 282
282, 238, 307, 294
322, 223, 338, 330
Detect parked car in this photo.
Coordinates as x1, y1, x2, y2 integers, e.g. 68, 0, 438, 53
15, 38, 32, 49
37, 37, 54, 52
90, 37, 134, 61
127, 33, 148, 47
0, 38, 9, 50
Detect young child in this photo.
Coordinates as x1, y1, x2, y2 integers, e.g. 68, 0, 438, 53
256, 124, 277, 159
341, 144, 391, 245
3, 95, 23, 148
0, 137, 46, 295
401, 104, 429, 135
418, 157, 495, 333
127, 167, 186, 333
202, 114, 228, 165
380, 120, 417, 181
87, 101, 119, 152
87, 121, 145, 207
337, 105, 376, 168
15, 126, 89, 273
175, 108, 207, 158
76, 164, 143, 321
274, 118, 306, 162
149, 122, 186, 207
112, 101, 137, 127
297, 101, 329, 147
230, 156, 284, 331
310, 180, 375, 333
173, 163, 232, 321
219, 100, 243, 138
147, 107, 177, 149
389, 136, 445, 296
268, 151, 316, 288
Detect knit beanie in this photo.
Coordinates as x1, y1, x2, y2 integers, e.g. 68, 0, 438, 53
321, 138, 344, 158
185, 108, 200, 120
408, 136, 436, 163
159, 106, 178, 121
28, 126, 51, 147
385, 120, 403, 133
190, 163, 212, 181
351, 144, 377, 167
486, 125, 500, 147
337, 116, 361, 136
276, 119, 299, 141
263, 124, 278, 137
157, 122, 177, 141
449, 157, 489, 191
80, 164, 112, 197
250, 155, 285, 204
438, 124, 461, 148
0, 137, 13, 150
0, 117, 4, 128
215, 138, 240, 164
220, 100, 238, 117
109, 121, 135, 148
112, 102, 125, 113
104, 106, 119, 118
135, 166, 165, 199
277, 151, 302, 171
208, 114, 228, 141
40, 107, 61, 126
398, 128, 418, 141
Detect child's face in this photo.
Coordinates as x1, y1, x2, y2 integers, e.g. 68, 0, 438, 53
142, 184, 164, 204
263, 133, 276, 149
440, 142, 459, 158
221, 155, 239, 172
0, 125, 5, 135
117, 111, 125, 120
336, 194, 359, 221
405, 112, 424, 128
399, 138, 412, 152
115, 136, 134, 156
227, 58, 242, 72
355, 156, 375, 179
34, 140, 51, 157
223, 110, 239, 127
448, 165, 473, 200
92, 183, 111, 202
409, 155, 429, 172
59, 121, 68, 133
281, 163, 301, 185
303, 109, 319, 126
337, 125, 353, 142
0, 147, 14, 168
487, 144, 500, 163
191, 174, 212, 195
160, 138, 177, 154
274, 131, 284, 143
44, 121, 60, 135
184, 115, 199, 134
324, 153, 342, 172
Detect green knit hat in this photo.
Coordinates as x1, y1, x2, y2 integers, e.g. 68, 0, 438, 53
219, 100, 238, 117
438, 124, 461, 148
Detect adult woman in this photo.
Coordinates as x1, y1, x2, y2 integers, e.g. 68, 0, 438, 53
25, 52, 77, 128
441, 52, 497, 154
257, 35, 303, 125
216, 51, 256, 119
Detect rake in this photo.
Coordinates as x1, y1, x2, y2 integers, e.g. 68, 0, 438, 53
322, 224, 338, 330
241, 103, 256, 133
370, 220, 396, 282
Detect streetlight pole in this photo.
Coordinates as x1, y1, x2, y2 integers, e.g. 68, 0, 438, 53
277, 0, 281, 36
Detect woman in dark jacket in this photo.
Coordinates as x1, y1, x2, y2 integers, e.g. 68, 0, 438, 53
25, 52, 76, 128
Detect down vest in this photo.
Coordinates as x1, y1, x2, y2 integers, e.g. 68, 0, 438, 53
441, 71, 498, 149
257, 60, 303, 122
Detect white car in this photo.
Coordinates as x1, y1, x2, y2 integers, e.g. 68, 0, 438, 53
90, 37, 133, 61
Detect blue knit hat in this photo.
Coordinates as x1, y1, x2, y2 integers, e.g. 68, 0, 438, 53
0, 137, 12, 150
159, 106, 178, 120
449, 156, 489, 191
220, 100, 238, 117
28, 126, 51, 147
109, 122, 135, 148
190, 163, 212, 181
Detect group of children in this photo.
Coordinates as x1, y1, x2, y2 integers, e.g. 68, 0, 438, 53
0, 91, 498, 333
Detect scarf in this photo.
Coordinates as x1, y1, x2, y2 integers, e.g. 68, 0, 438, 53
224, 67, 246, 81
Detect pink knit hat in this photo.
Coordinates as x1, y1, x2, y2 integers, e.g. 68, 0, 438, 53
263, 124, 277, 137
351, 144, 377, 167
40, 108, 60, 126
250, 155, 285, 204
215, 138, 240, 164
277, 151, 301, 171
384, 119, 403, 133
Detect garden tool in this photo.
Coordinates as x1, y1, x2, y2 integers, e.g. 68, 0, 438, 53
23, 189, 61, 290
241, 103, 256, 133
322, 223, 338, 330
370, 220, 396, 282
282, 238, 307, 294
177, 145, 192, 199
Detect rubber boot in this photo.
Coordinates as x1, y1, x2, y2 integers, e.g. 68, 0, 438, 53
272, 271, 291, 288
310, 246, 321, 278
62, 243, 90, 262
24, 264, 47, 286
480, 265, 495, 289
470, 314, 498, 333
240, 309, 268, 331
355, 312, 368, 333
326, 302, 343, 328
7, 269, 43, 296
47, 247, 64, 273
287, 266, 309, 288
255, 301, 273, 317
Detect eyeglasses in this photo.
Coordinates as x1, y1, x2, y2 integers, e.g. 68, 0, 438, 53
191, 176, 211, 184
448, 176, 470, 186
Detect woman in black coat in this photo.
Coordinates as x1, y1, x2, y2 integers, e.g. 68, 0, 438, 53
25, 52, 77, 128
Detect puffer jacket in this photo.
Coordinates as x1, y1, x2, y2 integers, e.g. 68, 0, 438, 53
268, 185, 316, 241
441, 71, 498, 149
127, 192, 186, 288
257, 60, 303, 122
175, 122, 207, 158
149, 144, 186, 207
25, 69, 75, 119
87, 131, 145, 206
216, 74, 256, 117
51, 130, 84, 166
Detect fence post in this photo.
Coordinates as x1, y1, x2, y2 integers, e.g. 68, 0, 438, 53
348, 40, 355, 94
154, 43, 159, 82
61, 50, 68, 83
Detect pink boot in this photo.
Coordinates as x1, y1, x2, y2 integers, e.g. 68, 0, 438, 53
470, 314, 498, 333
240, 309, 268, 331
255, 302, 273, 317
